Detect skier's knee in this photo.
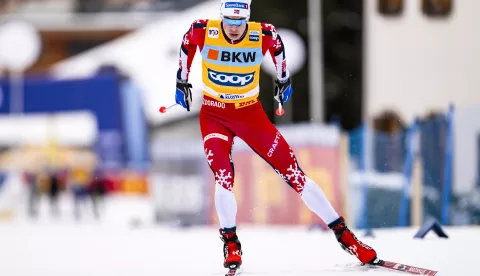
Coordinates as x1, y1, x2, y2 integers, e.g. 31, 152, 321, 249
275, 166, 307, 194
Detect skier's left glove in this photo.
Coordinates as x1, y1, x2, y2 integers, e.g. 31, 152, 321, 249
274, 78, 293, 104
175, 79, 193, 111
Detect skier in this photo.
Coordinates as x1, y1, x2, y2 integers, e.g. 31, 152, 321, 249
174, 0, 378, 274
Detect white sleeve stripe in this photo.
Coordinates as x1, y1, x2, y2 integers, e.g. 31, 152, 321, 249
274, 54, 289, 81
179, 48, 189, 80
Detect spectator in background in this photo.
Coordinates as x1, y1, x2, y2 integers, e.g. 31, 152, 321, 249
69, 166, 92, 220
24, 170, 39, 219
88, 168, 111, 220
28, 167, 58, 219
69, 166, 111, 221
47, 167, 62, 217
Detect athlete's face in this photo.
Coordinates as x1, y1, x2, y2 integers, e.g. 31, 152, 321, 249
222, 16, 247, 40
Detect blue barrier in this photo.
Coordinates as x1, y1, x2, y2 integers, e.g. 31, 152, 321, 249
350, 124, 408, 229
349, 107, 454, 228
441, 105, 454, 225
399, 119, 418, 227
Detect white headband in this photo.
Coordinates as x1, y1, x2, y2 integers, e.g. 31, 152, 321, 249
220, 1, 251, 19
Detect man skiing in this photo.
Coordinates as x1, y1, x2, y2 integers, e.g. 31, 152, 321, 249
175, 0, 378, 274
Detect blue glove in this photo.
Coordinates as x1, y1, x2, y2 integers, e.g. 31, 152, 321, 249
274, 78, 292, 104
175, 79, 193, 111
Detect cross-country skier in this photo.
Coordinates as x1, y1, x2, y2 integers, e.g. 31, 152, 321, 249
174, 0, 378, 274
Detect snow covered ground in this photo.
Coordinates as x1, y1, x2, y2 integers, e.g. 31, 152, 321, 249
0, 217, 477, 276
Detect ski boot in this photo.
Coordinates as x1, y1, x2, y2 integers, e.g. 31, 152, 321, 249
220, 227, 242, 275
328, 216, 378, 264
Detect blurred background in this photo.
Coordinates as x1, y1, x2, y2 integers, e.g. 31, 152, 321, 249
0, 0, 477, 232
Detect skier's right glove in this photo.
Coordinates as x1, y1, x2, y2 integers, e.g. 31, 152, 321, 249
175, 79, 193, 111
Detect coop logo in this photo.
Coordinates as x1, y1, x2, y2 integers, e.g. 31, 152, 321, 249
225, 2, 248, 9
208, 69, 254, 87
